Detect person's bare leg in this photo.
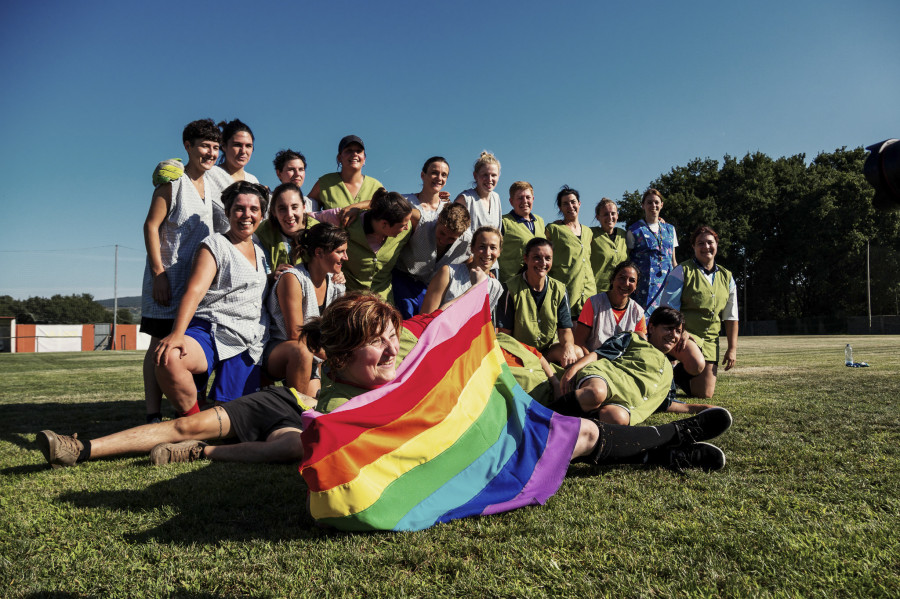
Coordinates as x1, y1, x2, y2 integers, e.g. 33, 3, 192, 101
592, 403, 631, 425
575, 378, 609, 412
266, 340, 314, 395
155, 336, 209, 413
571, 419, 600, 459
143, 336, 164, 417
89, 408, 229, 459
689, 362, 718, 399
203, 427, 304, 463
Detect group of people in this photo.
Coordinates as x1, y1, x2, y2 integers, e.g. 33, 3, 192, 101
37, 117, 739, 487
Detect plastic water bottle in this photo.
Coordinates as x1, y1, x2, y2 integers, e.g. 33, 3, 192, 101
845, 344, 853, 366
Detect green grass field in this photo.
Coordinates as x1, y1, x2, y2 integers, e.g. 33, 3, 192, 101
1, 336, 898, 598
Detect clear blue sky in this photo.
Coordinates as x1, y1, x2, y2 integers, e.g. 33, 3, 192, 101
1, 0, 898, 301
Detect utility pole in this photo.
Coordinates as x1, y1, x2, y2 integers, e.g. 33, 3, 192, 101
113, 244, 119, 349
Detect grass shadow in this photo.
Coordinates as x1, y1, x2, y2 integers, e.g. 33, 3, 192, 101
56, 461, 326, 545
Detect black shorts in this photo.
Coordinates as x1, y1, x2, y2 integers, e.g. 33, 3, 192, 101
140, 317, 174, 338
220, 386, 305, 443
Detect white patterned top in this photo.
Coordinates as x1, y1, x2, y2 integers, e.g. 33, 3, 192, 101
141, 173, 216, 319
457, 188, 502, 232
267, 264, 345, 343
398, 194, 471, 282
194, 233, 269, 362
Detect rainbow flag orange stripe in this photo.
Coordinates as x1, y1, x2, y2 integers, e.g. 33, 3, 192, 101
299, 282, 582, 531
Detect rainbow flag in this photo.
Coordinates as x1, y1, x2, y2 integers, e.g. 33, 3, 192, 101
299, 281, 582, 531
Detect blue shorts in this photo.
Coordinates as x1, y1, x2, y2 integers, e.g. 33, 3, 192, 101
391, 269, 428, 320
185, 318, 260, 402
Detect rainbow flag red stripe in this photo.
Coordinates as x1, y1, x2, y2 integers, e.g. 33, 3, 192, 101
299, 282, 582, 531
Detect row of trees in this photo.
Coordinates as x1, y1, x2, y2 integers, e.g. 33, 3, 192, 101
617, 147, 900, 321
0, 294, 133, 325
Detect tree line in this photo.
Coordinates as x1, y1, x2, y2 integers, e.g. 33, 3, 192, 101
617, 147, 900, 321
0, 294, 133, 325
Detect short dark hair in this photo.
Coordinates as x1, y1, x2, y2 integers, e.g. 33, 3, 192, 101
274, 149, 307, 172
182, 119, 221, 146
610, 260, 641, 284
421, 156, 449, 174
222, 181, 270, 216
648, 306, 684, 328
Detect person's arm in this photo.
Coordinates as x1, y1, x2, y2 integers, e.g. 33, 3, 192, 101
573, 321, 592, 354
495, 286, 514, 335
669, 333, 705, 376
556, 327, 579, 367
670, 226, 678, 268
539, 355, 562, 399
276, 274, 305, 341
438, 270, 488, 311
453, 194, 466, 206
558, 349, 598, 394
421, 266, 453, 314
339, 201, 372, 228
310, 208, 341, 226
308, 180, 321, 201
143, 183, 173, 306
722, 320, 738, 371
409, 207, 422, 232
155, 246, 217, 365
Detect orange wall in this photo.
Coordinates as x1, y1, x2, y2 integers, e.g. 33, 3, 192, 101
113, 324, 139, 350
17, 324, 36, 353
81, 324, 94, 351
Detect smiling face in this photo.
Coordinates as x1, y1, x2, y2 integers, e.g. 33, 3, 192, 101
475, 164, 499, 196
277, 158, 306, 187
184, 139, 220, 171
339, 143, 365, 171
524, 243, 553, 280
223, 131, 253, 172
693, 233, 718, 265
472, 231, 501, 272
273, 189, 306, 235
314, 242, 348, 275
421, 160, 449, 194
340, 321, 400, 389
510, 188, 534, 218
647, 321, 682, 354
227, 193, 263, 237
607, 265, 639, 304
642, 193, 663, 220
596, 203, 618, 233
558, 193, 580, 221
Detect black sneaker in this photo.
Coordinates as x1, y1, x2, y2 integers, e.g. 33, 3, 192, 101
669, 408, 732, 447
650, 442, 726, 473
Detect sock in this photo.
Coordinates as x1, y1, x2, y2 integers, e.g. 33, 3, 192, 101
146, 412, 162, 423
77, 439, 92, 463
590, 421, 679, 464
179, 401, 200, 418
547, 391, 584, 417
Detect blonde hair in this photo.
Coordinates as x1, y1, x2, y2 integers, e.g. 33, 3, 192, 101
595, 197, 617, 220
473, 151, 501, 176
508, 181, 533, 198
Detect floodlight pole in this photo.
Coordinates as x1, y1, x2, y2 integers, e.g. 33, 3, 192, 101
866, 241, 871, 329
113, 244, 119, 349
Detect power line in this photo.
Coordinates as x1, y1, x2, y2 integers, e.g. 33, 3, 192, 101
0, 245, 143, 254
